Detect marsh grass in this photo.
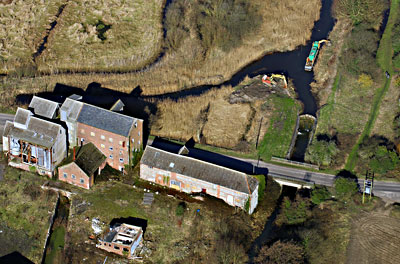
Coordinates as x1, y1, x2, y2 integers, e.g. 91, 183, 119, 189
36, 0, 164, 73
0, 0, 66, 74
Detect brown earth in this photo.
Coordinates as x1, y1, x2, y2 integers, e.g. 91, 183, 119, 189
346, 211, 400, 264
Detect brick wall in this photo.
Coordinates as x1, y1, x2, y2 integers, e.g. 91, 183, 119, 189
58, 162, 91, 189
129, 119, 143, 152
77, 123, 131, 171
140, 164, 250, 210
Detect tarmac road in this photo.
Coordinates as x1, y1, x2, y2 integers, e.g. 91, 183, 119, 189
2, 113, 400, 202
0, 113, 13, 141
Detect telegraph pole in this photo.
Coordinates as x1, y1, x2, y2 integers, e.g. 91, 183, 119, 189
362, 170, 374, 204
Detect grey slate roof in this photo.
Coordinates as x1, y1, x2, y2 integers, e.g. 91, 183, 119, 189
141, 146, 258, 194
60, 98, 83, 121
4, 116, 61, 148
77, 104, 136, 137
29, 96, 59, 119
74, 143, 106, 176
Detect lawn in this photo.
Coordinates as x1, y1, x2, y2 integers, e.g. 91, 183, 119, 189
36, 0, 164, 73
258, 94, 300, 161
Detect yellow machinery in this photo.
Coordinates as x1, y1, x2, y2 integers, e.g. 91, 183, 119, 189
262, 73, 287, 88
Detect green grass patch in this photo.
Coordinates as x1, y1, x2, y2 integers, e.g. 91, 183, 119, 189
44, 226, 65, 264
258, 95, 299, 160
254, 175, 266, 201
346, 0, 400, 171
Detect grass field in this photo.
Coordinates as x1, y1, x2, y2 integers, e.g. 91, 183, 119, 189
36, 0, 164, 73
0, 0, 66, 74
258, 95, 300, 160
0, 164, 58, 263
345, 0, 399, 171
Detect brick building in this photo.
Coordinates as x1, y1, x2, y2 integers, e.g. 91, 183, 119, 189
60, 98, 143, 171
140, 146, 259, 214
58, 143, 106, 189
96, 223, 143, 258
2, 108, 67, 177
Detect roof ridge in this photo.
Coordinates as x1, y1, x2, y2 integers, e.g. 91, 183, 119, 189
146, 146, 247, 176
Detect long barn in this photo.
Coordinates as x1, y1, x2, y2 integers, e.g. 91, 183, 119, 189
140, 146, 259, 214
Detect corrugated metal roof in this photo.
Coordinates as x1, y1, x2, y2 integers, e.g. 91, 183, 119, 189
77, 104, 135, 137
141, 146, 258, 194
4, 116, 62, 148
29, 96, 59, 119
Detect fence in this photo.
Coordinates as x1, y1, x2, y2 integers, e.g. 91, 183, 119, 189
271, 156, 319, 170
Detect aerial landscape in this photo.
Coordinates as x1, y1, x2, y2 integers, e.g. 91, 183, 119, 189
1, 0, 400, 263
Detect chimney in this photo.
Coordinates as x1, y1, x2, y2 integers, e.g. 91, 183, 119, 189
73, 147, 76, 161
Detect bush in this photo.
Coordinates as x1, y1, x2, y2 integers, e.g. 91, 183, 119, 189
395, 76, 400, 87
311, 186, 331, 205
176, 202, 186, 216
255, 240, 305, 264
334, 177, 358, 200
254, 175, 266, 201
357, 73, 373, 88
280, 196, 311, 225
394, 54, 400, 69
305, 139, 339, 167
369, 146, 399, 174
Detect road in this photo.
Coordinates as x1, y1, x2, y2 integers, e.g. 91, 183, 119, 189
0, 113, 13, 142
239, 157, 400, 202
2, 114, 400, 202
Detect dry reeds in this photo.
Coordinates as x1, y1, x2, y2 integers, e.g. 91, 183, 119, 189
36, 0, 164, 73
0, 0, 66, 74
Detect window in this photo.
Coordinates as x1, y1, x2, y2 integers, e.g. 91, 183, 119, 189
101, 144, 105, 148
109, 137, 113, 143
138, 140, 140, 145
122, 141, 125, 147
138, 131, 140, 136
81, 129, 85, 133
123, 248, 129, 252
81, 138, 85, 143
71, 174, 76, 179
80, 178, 84, 184
101, 135, 105, 140
134, 121, 137, 128
119, 166, 124, 172
119, 150, 123, 155
109, 155, 113, 159
119, 158, 124, 163
90, 132, 95, 137
63, 173, 67, 178
131, 138, 134, 143
109, 147, 113, 151
119, 141, 123, 146
171, 180, 180, 186
114, 246, 120, 250
169, 162, 174, 168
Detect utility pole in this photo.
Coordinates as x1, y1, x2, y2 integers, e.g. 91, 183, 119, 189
362, 170, 374, 204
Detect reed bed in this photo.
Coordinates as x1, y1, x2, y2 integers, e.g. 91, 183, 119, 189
36, 0, 164, 73
0, 0, 66, 74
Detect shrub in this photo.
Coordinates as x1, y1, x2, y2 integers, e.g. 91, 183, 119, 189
280, 196, 311, 225
395, 76, 400, 87
369, 146, 399, 174
305, 139, 339, 167
394, 54, 400, 69
334, 177, 358, 200
357, 73, 373, 88
334, 0, 386, 26
311, 186, 331, 205
255, 240, 305, 264
176, 202, 186, 216
254, 175, 266, 201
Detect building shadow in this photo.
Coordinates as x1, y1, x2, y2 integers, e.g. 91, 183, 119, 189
0, 251, 34, 264
109, 217, 148, 234
151, 137, 269, 176
15, 82, 157, 147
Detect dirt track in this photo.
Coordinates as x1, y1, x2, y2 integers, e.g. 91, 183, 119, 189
346, 213, 400, 264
